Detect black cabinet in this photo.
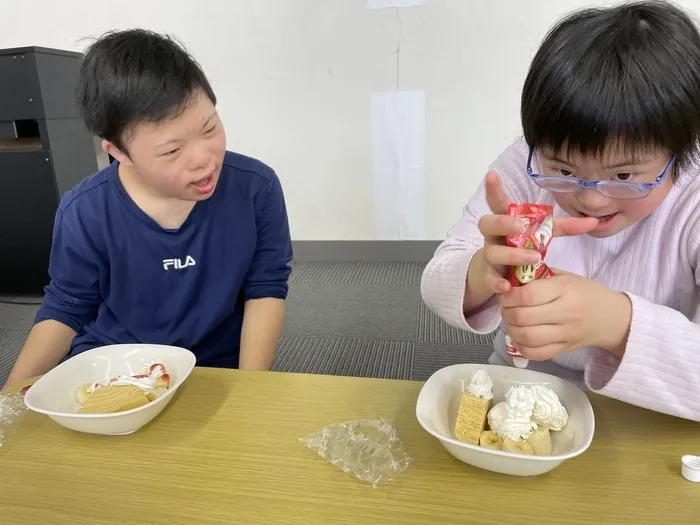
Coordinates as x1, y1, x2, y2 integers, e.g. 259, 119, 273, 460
0, 46, 98, 294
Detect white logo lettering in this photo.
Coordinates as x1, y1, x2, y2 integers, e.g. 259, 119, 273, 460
162, 255, 196, 270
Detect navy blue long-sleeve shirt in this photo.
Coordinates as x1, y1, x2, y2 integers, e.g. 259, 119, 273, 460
34, 151, 293, 368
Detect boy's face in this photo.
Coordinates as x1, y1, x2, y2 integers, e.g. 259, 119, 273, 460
107, 90, 227, 201
538, 145, 674, 238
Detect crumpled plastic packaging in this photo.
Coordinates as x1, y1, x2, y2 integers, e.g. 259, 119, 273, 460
0, 393, 27, 447
300, 418, 411, 488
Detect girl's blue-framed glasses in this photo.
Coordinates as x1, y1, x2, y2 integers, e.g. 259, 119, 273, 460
526, 147, 675, 199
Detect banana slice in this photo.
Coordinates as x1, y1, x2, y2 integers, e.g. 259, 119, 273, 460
75, 383, 93, 406
479, 430, 504, 450
503, 437, 535, 455
146, 387, 168, 402
527, 426, 553, 456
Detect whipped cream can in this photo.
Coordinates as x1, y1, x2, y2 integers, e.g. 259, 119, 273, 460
505, 203, 555, 368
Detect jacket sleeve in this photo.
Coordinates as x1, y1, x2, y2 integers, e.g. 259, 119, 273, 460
585, 209, 700, 421
243, 172, 293, 301
34, 204, 101, 333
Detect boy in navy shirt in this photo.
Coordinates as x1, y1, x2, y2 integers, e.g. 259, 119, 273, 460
6, 30, 292, 385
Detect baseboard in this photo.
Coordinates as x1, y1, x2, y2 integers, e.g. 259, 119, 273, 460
292, 241, 440, 262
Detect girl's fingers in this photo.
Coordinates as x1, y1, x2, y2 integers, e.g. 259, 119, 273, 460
484, 267, 511, 294
484, 171, 512, 215
501, 300, 564, 327
499, 274, 562, 308
507, 325, 565, 353
478, 214, 524, 240
482, 214, 597, 240
516, 343, 568, 361
484, 244, 541, 268
552, 216, 599, 237
511, 342, 567, 362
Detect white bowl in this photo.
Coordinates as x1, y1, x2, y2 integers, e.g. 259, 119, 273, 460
416, 363, 595, 476
24, 344, 196, 436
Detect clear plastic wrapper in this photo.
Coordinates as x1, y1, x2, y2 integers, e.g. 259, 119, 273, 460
300, 417, 411, 488
0, 392, 28, 447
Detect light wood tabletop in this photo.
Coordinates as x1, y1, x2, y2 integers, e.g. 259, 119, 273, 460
1, 368, 699, 524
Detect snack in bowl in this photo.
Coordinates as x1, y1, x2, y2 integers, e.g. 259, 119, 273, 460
527, 426, 553, 456
76, 363, 171, 414
486, 385, 538, 455
415, 363, 594, 476
454, 369, 494, 445
478, 430, 503, 450
456, 369, 570, 457
531, 384, 569, 431
23, 344, 195, 436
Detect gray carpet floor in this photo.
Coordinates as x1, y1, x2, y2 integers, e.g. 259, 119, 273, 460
0, 261, 495, 386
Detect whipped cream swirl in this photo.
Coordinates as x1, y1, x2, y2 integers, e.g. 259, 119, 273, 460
487, 386, 537, 441
88, 375, 156, 393
487, 402, 509, 433
467, 369, 494, 400
531, 385, 569, 431
87, 362, 166, 394
506, 385, 535, 417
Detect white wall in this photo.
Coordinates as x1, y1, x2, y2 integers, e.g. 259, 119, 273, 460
2, 0, 699, 240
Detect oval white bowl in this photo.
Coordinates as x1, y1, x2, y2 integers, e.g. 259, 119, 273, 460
416, 363, 595, 476
24, 344, 196, 436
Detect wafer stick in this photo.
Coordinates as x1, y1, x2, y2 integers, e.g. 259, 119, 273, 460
77, 385, 150, 414
455, 394, 490, 445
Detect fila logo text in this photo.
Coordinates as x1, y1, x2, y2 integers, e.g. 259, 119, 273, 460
163, 255, 196, 270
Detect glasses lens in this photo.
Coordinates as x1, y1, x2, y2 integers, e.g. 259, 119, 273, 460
599, 183, 649, 199
535, 176, 580, 193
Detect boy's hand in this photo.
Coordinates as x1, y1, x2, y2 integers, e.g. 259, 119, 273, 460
472, 172, 599, 297
500, 270, 632, 359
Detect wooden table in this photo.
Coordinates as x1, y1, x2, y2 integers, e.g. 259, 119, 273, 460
1, 369, 699, 524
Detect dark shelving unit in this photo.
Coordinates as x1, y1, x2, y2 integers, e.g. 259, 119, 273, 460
0, 46, 98, 294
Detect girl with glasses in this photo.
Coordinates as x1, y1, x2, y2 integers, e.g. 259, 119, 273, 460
421, 1, 700, 421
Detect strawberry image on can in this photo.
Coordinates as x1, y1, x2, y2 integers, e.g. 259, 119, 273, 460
504, 203, 555, 368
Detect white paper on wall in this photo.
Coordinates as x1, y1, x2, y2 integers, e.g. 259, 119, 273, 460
367, 0, 425, 9
370, 90, 427, 240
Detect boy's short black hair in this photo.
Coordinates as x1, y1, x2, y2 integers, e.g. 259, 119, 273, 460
521, 1, 700, 173
76, 29, 216, 154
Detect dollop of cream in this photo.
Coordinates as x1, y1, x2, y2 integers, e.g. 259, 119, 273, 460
498, 418, 538, 442
531, 385, 569, 431
487, 401, 509, 431
505, 385, 535, 418
467, 369, 494, 400
87, 363, 166, 394
487, 387, 538, 441
87, 375, 156, 394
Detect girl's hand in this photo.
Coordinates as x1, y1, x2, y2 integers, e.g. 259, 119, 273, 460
470, 172, 598, 297
500, 270, 633, 360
